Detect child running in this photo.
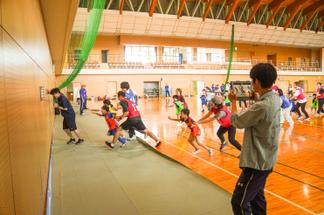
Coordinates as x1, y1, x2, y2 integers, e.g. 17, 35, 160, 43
96, 105, 127, 147
310, 94, 318, 114
168, 109, 213, 156
198, 96, 241, 151
277, 88, 294, 127
105, 91, 161, 148
175, 88, 188, 109
172, 95, 185, 124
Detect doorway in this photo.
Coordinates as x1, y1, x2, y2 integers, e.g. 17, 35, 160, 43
144, 81, 160, 97
267, 54, 277, 66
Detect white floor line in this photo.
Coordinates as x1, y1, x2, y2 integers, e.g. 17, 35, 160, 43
162, 140, 317, 215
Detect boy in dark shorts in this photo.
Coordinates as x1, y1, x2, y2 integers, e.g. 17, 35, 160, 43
50, 88, 84, 144
168, 109, 213, 156
105, 91, 161, 148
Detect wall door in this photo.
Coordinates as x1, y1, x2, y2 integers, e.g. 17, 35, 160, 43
73, 82, 81, 102
267, 54, 277, 66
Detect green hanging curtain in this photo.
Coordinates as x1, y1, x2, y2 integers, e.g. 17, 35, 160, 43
225, 24, 235, 84
59, 0, 106, 89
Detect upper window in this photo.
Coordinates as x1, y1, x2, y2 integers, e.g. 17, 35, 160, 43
163, 47, 180, 63
125, 46, 156, 63
197, 48, 225, 63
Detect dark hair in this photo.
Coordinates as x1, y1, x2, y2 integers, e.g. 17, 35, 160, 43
120, 82, 130, 90
181, 108, 190, 116
50, 88, 60, 95
101, 105, 110, 111
103, 99, 111, 106
176, 88, 183, 95
317, 82, 322, 86
250, 63, 277, 88
172, 95, 178, 99
277, 88, 284, 96
117, 91, 126, 98
313, 93, 317, 97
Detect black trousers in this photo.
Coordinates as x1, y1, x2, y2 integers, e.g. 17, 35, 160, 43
80, 97, 86, 114
295, 102, 309, 118
317, 98, 324, 114
217, 125, 241, 151
165, 90, 171, 97
231, 168, 272, 215
239, 100, 247, 108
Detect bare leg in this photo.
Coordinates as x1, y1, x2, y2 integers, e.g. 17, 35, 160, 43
112, 127, 123, 144
144, 129, 159, 142
195, 137, 210, 152
188, 135, 199, 151
72, 130, 82, 139
64, 129, 73, 139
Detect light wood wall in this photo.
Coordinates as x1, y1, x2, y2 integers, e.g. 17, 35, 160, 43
0, 0, 54, 214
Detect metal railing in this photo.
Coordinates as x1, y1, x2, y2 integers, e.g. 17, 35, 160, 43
64, 54, 321, 72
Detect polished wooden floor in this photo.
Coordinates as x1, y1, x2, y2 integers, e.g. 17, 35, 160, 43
92, 97, 324, 215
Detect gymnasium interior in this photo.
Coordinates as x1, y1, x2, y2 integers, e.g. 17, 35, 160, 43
1, 0, 324, 214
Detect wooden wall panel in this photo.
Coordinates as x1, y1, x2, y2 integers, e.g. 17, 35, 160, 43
0, 0, 55, 214
0, 29, 15, 215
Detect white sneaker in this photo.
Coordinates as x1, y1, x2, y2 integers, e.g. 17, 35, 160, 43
176, 123, 182, 127
297, 116, 303, 120
192, 149, 201, 155
208, 149, 214, 156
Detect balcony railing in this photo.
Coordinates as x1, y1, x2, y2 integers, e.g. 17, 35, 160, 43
64, 54, 321, 72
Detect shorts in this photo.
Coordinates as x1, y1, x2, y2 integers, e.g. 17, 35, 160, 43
311, 102, 318, 108
107, 127, 118, 136
63, 116, 77, 131
191, 126, 201, 137
121, 117, 146, 131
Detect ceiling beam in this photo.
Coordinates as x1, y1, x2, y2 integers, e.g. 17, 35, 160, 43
283, 0, 309, 30
266, 0, 287, 28
149, 0, 158, 16
303, 1, 324, 15
203, 0, 214, 21
225, 0, 240, 23
315, 19, 324, 32
247, 0, 263, 26
300, 10, 317, 32
119, 0, 124, 15
177, 0, 186, 18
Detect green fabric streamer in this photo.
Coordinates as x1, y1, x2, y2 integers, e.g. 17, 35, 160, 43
59, 0, 106, 89
225, 24, 235, 84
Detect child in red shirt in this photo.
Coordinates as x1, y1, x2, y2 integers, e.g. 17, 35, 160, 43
168, 109, 213, 156
97, 105, 126, 147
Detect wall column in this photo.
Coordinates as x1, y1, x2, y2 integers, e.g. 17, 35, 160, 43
321, 48, 324, 72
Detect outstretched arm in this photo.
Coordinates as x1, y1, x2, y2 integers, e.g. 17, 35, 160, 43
197, 111, 213, 123
168, 116, 181, 122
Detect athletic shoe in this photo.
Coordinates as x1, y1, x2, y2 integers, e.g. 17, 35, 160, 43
66, 138, 76, 144
75, 139, 84, 144
176, 123, 182, 127
208, 149, 214, 156
192, 149, 201, 155
105, 141, 115, 149
127, 136, 137, 141
155, 141, 161, 148
304, 117, 310, 121
297, 116, 303, 120
220, 141, 228, 151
